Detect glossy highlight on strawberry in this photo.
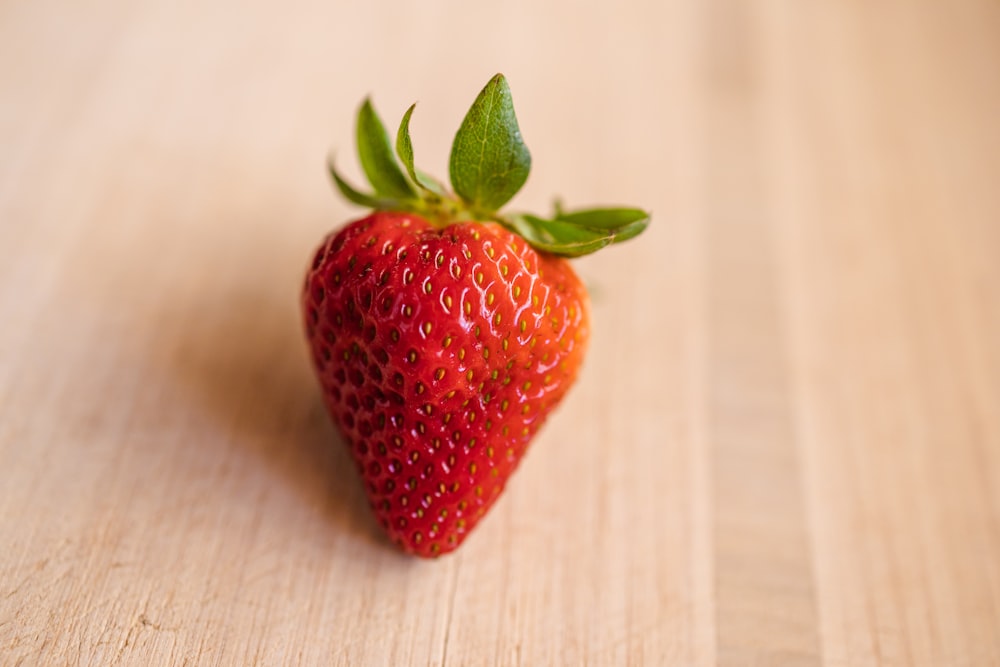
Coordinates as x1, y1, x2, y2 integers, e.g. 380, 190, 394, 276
303, 74, 648, 556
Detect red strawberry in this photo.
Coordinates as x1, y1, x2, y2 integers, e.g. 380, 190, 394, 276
304, 74, 648, 557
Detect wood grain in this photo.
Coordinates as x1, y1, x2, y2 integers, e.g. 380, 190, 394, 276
2, 0, 999, 664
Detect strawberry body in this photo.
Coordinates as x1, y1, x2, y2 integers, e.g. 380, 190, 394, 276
303, 74, 647, 556
303, 211, 589, 556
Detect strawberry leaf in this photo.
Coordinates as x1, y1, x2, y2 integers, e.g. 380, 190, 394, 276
396, 103, 448, 197
415, 169, 448, 197
504, 207, 650, 257
357, 98, 417, 200
329, 75, 650, 257
507, 214, 612, 257
449, 73, 531, 213
555, 207, 650, 244
328, 158, 399, 209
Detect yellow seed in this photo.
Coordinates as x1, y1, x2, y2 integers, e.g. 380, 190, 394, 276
443, 335, 452, 348
422, 322, 432, 335
486, 292, 495, 306
513, 285, 521, 299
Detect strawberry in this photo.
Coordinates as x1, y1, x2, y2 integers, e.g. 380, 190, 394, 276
303, 74, 648, 557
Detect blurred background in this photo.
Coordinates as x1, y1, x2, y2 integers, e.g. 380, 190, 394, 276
2, 0, 998, 664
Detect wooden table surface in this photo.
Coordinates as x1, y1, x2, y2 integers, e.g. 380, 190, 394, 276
3, 0, 999, 664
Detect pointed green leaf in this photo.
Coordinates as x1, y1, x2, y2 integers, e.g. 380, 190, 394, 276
328, 158, 398, 209
505, 207, 650, 257
556, 207, 650, 230
395, 104, 420, 183
449, 73, 531, 212
506, 214, 613, 257
415, 169, 448, 197
556, 207, 651, 244
357, 98, 417, 200
395, 103, 448, 197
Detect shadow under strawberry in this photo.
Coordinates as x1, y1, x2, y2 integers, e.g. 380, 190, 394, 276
161, 261, 396, 556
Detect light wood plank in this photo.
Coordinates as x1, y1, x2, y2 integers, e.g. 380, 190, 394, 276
1, 0, 998, 664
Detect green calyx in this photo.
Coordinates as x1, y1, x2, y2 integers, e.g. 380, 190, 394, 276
328, 73, 650, 258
